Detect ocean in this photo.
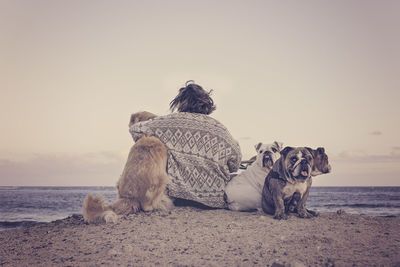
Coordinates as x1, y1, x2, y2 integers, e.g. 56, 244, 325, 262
0, 186, 399, 230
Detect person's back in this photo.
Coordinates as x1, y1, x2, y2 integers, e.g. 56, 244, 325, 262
129, 81, 242, 208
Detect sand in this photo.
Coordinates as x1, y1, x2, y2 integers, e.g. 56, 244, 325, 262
0, 207, 399, 267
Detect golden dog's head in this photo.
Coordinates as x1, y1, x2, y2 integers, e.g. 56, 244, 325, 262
129, 111, 157, 127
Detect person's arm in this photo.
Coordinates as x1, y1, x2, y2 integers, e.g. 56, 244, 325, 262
129, 121, 152, 142
227, 140, 242, 173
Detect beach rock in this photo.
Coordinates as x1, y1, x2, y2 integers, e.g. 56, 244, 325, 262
336, 209, 346, 215
271, 262, 285, 267
107, 248, 121, 256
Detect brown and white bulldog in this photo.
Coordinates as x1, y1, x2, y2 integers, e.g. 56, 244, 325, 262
261, 146, 314, 220
287, 147, 331, 216
310, 147, 331, 176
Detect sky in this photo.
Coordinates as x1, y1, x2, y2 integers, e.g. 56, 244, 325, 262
0, 0, 399, 186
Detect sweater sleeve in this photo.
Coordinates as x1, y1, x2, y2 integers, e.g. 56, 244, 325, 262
227, 140, 241, 173
128, 121, 154, 142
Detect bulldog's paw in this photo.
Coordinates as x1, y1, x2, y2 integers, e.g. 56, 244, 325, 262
104, 210, 118, 223
288, 204, 296, 213
297, 209, 313, 219
274, 213, 288, 220
306, 209, 320, 217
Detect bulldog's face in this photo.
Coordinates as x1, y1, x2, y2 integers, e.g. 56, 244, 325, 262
308, 147, 331, 176
254, 141, 283, 169
280, 147, 314, 181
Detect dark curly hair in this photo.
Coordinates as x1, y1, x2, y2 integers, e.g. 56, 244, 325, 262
169, 81, 216, 115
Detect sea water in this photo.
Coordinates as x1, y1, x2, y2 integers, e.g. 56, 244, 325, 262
0, 187, 115, 230
0, 186, 399, 230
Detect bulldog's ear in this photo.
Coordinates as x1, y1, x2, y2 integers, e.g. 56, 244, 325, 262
280, 146, 294, 157
278, 142, 283, 149
305, 147, 315, 157
272, 156, 282, 172
273, 141, 283, 152
317, 147, 325, 154
255, 142, 262, 152
275, 157, 286, 179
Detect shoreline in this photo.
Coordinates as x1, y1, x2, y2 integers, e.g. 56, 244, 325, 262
1, 207, 399, 232
1, 207, 399, 266
1, 213, 398, 232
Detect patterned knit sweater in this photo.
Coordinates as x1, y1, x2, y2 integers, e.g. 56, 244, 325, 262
129, 112, 242, 208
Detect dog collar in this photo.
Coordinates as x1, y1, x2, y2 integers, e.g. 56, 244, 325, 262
269, 170, 294, 184
269, 171, 286, 182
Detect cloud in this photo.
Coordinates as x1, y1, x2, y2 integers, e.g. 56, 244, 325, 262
370, 130, 382, 136
0, 152, 125, 186
391, 147, 400, 157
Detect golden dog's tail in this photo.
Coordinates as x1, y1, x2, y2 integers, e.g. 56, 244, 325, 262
82, 194, 148, 224
82, 194, 118, 224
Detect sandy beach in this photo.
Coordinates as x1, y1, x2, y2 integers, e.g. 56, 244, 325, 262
0, 206, 399, 267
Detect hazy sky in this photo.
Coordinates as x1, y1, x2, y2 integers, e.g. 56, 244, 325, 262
1, 0, 399, 186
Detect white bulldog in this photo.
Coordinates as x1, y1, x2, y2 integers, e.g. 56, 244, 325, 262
225, 141, 283, 211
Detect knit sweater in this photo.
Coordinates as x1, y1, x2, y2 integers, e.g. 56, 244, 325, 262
129, 112, 242, 208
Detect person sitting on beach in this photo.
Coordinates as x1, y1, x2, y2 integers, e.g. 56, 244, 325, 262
129, 81, 242, 208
